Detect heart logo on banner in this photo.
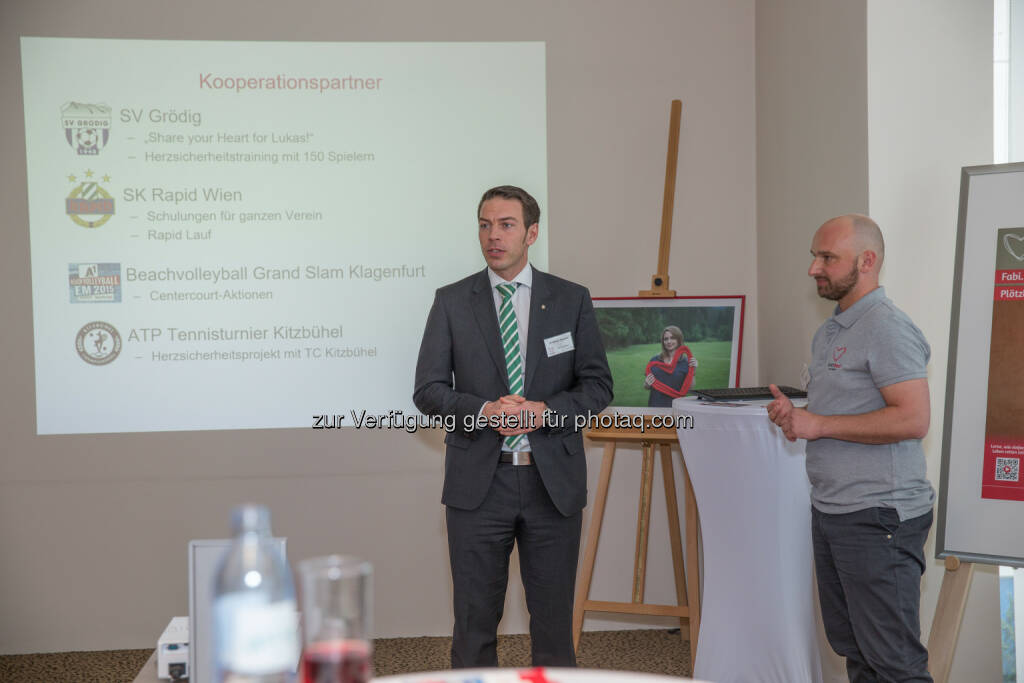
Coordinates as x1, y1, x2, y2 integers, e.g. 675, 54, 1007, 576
833, 346, 847, 362
1004, 233, 1024, 262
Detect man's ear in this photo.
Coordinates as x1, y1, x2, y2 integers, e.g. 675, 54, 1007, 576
526, 223, 539, 246
859, 250, 877, 272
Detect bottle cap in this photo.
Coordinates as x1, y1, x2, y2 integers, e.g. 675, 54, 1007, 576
231, 503, 271, 534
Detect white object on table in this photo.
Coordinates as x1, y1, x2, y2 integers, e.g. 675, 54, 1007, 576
674, 397, 824, 683
157, 616, 188, 679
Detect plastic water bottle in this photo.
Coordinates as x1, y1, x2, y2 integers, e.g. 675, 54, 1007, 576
212, 504, 300, 683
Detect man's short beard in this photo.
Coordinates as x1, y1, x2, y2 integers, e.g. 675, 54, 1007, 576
818, 263, 859, 301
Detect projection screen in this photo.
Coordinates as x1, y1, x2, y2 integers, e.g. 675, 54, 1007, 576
21, 37, 548, 435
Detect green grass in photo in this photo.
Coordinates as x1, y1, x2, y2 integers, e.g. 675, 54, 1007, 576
608, 341, 733, 407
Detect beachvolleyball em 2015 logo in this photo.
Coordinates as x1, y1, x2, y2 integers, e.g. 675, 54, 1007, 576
69, 263, 122, 303
66, 170, 115, 228
75, 321, 122, 365
61, 102, 111, 156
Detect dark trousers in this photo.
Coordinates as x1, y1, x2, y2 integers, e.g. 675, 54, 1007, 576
812, 506, 933, 683
446, 462, 582, 668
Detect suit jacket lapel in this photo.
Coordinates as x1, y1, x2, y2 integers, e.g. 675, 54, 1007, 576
524, 269, 552, 393
470, 269, 509, 389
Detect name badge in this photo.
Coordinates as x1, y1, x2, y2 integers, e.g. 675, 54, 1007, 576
544, 331, 574, 357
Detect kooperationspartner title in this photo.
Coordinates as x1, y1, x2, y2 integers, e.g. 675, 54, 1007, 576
199, 73, 383, 93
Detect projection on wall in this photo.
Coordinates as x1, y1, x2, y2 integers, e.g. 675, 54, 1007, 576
21, 38, 548, 435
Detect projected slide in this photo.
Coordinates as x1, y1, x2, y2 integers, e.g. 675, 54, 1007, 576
21, 38, 548, 434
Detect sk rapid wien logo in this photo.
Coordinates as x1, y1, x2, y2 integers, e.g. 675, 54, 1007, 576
67, 170, 115, 228
75, 321, 122, 365
61, 102, 111, 155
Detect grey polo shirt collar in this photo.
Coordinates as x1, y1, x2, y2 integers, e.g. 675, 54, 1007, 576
831, 286, 886, 329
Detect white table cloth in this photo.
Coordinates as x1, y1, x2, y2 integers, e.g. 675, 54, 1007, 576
674, 397, 823, 683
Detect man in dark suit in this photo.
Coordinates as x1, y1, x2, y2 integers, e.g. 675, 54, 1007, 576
413, 185, 613, 668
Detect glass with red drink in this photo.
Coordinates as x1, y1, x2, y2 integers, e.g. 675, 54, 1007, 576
300, 638, 370, 683
298, 556, 373, 683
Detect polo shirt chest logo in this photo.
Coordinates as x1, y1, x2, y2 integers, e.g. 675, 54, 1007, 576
829, 346, 847, 370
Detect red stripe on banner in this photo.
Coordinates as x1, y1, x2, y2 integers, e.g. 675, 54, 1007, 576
995, 269, 1024, 284
981, 438, 1024, 501
994, 286, 1024, 301
982, 484, 1024, 501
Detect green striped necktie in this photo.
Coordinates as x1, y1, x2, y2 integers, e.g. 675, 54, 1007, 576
496, 282, 525, 450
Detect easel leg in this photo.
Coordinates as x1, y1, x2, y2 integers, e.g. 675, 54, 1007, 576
660, 444, 689, 644
927, 556, 974, 683
633, 443, 656, 603
573, 441, 616, 653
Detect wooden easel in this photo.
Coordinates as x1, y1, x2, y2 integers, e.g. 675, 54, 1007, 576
572, 100, 701, 657
927, 555, 974, 683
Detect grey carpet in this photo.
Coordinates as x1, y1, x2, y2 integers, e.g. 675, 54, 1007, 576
0, 629, 692, 682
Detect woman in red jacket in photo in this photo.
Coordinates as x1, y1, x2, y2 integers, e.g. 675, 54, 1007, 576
644, 325, 696, 407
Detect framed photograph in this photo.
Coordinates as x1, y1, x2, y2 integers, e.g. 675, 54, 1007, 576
593, 296, 745, 412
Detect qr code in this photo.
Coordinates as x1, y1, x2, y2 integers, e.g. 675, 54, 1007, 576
996, 457, 1020, 482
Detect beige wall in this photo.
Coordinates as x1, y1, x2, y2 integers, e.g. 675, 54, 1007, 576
755, 0, 870, 387
0, 0, 758, 653
757, 0, 997, 680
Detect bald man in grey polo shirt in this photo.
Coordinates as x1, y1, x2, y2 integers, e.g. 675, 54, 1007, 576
767, 215, 935, 683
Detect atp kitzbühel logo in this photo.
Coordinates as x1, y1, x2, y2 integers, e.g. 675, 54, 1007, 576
61, 102, 111, 156
66, 170, 115, 228
75, 321, 122, 365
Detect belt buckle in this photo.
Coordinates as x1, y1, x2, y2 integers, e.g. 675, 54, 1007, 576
512, 451, 531, 466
